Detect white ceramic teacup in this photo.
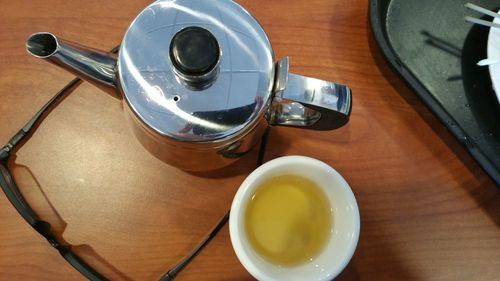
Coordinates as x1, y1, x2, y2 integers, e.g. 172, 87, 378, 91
229, 156, 360, 281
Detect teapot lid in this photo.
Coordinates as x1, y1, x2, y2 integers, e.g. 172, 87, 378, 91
118, 0, 275, 142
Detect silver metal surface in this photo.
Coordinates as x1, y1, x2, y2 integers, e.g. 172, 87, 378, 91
269, 57, 351, 130
25, 1, 352, 171
273, 56, 288, 93
26, 32, 117, 94
118, 0, 275, 143
125, 103, 269, 171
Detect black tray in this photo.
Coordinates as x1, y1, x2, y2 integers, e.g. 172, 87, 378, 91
370, 0, 500, 185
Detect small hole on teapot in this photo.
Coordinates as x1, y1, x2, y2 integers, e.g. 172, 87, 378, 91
173, 95, 180, 102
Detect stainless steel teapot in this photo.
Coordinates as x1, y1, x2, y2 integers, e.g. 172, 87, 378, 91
26, 0, 351, 171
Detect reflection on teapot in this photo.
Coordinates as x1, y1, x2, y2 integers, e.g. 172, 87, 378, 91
179, 96, 264, 137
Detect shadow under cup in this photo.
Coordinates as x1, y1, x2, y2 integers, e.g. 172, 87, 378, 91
229, 156, 360, 281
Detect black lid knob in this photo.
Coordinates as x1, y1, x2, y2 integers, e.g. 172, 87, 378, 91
170, 27, 220, 76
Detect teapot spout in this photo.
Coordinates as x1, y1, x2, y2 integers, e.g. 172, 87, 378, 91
26, 32, 118, 96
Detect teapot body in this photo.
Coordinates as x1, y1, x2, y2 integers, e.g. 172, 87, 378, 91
116, 0, 276, 170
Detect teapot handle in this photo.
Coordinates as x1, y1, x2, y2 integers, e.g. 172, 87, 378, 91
267, 57, 351, 130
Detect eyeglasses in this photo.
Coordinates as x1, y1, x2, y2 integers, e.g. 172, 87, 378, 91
0, 45, 269, 280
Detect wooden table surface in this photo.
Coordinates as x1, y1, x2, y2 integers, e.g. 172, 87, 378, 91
0, 0, 499, 280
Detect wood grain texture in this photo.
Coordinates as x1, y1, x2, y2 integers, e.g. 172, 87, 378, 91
0, 0, 499, 280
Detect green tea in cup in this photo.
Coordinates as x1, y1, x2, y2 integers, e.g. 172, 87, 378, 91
244, 174, 332, 266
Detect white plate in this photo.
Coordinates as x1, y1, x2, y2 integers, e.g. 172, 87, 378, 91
487, 9, 500, 103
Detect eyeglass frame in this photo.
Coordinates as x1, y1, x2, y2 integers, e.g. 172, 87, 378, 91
0, 45, 269, 280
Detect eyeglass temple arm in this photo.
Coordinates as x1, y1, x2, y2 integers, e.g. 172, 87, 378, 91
0, 46, 119, 281
1, 77, 82, 158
